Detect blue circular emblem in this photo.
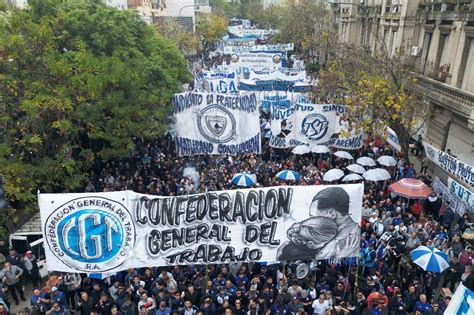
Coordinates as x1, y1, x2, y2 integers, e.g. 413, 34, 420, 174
44, 197, 135, 272
300, 113, 329, 141
198, 105, 236, 144
58, 209, 124, 263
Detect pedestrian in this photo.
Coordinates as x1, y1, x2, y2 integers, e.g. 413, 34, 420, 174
0, 261, 26, 305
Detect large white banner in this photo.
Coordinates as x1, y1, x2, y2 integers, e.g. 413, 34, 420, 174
424, 143, 474, 188
269, 103, 364, 150
227, 52, 285, 79
448, 177, 474, 213
173, 92, 260, 156
39, 185, 363, 273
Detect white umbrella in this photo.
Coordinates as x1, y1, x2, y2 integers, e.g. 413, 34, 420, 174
377, 155, 397, 167
346, 164, 366, 174
333, 151, 354, 160
323, 169, 345, 182
363, 168, 391, 181
292, 145, 311, 155
342, 174, 364, 182
311, 145, 330, 154
357, 156, 376, 167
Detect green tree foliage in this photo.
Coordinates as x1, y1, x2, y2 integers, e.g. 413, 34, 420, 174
0, 0, 190, 234
209, 0, 236, 17
270, 0, 336, 66
157, 20, 201, 58
196, 14, 227, 51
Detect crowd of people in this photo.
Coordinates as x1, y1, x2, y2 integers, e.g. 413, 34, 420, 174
0, 130, 472, 315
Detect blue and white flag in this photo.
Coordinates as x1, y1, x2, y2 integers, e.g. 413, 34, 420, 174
445, 282, 474, 315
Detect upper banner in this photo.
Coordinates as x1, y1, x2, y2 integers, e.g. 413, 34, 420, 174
173, 92, 260, 156
227, 52, 286, 79
424, 143, 474, 188
269, 102, 364, 150
39, 185, 363, 273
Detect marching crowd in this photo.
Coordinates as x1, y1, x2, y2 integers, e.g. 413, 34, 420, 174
0, 132, 472, 315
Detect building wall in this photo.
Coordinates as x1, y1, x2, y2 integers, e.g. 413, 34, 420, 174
333, 0, 474, 169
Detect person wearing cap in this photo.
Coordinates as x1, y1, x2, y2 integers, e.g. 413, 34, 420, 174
367, 288, 388, 310
50, 286, 68, 311
22, 250, 40, 288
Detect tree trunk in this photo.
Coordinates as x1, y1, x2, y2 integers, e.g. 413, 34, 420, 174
392, 120, 411, 164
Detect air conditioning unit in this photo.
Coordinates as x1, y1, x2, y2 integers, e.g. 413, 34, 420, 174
411, 46, 421, 56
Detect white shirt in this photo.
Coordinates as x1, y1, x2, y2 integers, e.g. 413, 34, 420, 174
312, 299, 329, 315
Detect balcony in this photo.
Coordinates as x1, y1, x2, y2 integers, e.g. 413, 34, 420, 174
413, 74, 474, 129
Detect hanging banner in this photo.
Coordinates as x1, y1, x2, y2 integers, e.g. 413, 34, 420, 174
268, 102, 364, 150
448, 177, 474, 213
39, 184, 363, 273
432, 176, 465, 215
173, 92, 260, 156
293, 103, 339, 145
200, 71, 238, 94
383, 126, 401, 151
239, 80, 312, 92
424, 143, 474, 188
269, 105, 296, 148
227, 52, 286, 79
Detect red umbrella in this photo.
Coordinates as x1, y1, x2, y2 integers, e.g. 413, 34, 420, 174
389, 178, 433, 199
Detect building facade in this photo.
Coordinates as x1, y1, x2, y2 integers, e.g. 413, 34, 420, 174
332, 0, 474, 172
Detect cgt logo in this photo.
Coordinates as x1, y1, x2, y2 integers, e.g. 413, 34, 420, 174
44, 197, 135, 272
426, 146, 435, 159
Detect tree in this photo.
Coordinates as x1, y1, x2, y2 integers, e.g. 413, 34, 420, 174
209, 0, 236, 17
317, 44, 427, 161
196, 14, 227, 52
0, 0, 190, 235
157, 20, 202, 58
270, 0, 337, 68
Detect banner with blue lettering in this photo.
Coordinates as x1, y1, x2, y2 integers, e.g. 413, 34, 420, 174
38, 184, 363, 272
227, 52, 286, 79
448, 177, 474, 213
269, 105, 296, 148
424, 143, 474, 188
173, 92, 260, 156
200, 70, 238, 94
239, 79, 312, 92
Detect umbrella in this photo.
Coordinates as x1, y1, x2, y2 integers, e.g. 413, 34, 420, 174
323, 169, 345, 182
276, 170, 300, 181
333, 151, 354, 160
462, 228, 474, 240
410, 246, 449, 273
377, 155, 397, 167
232, 173, 256, 187
357, 156, 376, 167
346, 164, 366, 174
292, 145, 311, 155
363, 168, 391, 181
260, 122, 271, 129
265, 131, 271, 139
389, 178, 433, 199
311, 145, 330, 154
342, 173, 364, 182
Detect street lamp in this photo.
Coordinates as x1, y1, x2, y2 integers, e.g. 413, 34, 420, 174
178, 4, 201, 16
